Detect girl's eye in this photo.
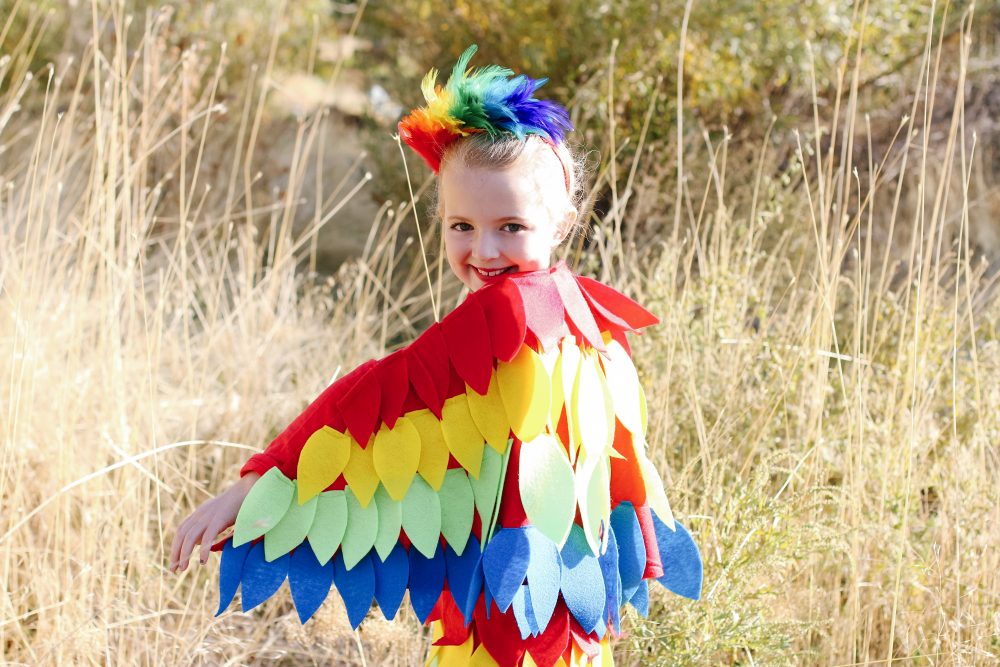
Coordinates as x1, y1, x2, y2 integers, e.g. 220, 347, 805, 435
450, 222, 473, 231
502, 222, 525, 233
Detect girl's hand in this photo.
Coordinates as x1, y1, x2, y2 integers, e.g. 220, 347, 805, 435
169, 472, 260, 573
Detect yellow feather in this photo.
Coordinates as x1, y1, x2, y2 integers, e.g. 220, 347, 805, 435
296, 426, 351, 503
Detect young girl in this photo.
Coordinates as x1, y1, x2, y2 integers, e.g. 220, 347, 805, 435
170, 45, 701, 666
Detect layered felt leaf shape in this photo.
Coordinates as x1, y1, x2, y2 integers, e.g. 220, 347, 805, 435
218, 501, 701, 641
218, 261, 702, 665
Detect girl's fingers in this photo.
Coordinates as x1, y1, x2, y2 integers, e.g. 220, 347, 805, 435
178, 519, 207, 571
200, 521, 224, 564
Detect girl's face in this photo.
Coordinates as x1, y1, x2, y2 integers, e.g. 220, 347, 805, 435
439, 149, 577, 292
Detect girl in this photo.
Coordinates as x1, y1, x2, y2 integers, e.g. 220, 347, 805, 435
170, 45, 701, 666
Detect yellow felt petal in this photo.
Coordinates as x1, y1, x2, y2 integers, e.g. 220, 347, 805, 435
601, 340, 644, 435
466, 375, 511, 454
636, 441, 675, 529
436, 633, 474, 667
639, 380, 648, 433
573, 351, 613, 460
548, 343, 565, 433
372, 416, 421, 501
469, 643, 500, 666
496, 344, 550, 443
560, 341, 582, 462
441, 394, 484, 478
342, 440, 378, 507
296, 426, 352, 503
409, 408, 450, 490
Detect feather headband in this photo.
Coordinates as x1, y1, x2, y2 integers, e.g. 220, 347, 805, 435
397, 44, 573, 181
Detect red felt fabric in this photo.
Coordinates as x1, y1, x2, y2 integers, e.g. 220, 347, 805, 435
441, 297, 494, 395
473, 600, 527, 667
337, 366, 382, 447
477, 280, 527, 362
635, 504, 665, 580
377, 351, 409, 429
575, 275, 660, 331
523, 603, 570, 667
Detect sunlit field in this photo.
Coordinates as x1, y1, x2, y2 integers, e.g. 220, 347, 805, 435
2, 2, 998, 665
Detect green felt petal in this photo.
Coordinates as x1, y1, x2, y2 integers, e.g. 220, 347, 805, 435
438, 468, 475, 556
341, 486, 379, 570
264, 484, 318, 561
233, 468, 294, 547
401, 475, 441, 558
308, 490, 348, 565
519, 434, 576, 547
373, 486, 403, 562
469, 446, 504, 530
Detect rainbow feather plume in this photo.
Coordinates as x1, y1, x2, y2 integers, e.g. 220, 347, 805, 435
398, 44, 573, 172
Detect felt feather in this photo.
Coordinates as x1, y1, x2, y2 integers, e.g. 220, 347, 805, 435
398, 44, 572, 173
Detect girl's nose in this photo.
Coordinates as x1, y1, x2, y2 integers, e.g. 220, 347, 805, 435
473, 232, 499, 260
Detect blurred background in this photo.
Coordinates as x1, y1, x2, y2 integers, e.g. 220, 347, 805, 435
2, 0, 999, 664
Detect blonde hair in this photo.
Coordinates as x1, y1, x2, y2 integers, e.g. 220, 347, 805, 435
434, 134, 588, 238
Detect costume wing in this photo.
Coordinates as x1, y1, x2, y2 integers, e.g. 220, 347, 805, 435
214, 261, 702, 665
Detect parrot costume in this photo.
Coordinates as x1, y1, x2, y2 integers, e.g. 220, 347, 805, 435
212, 46, 702, 667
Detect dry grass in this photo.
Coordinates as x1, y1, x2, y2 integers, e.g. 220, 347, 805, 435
1, 2, 998, 666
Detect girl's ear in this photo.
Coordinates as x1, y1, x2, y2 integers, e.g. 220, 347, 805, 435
554, 206, 578, 245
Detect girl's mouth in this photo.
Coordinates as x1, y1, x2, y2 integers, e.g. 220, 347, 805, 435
472, 265, 517, 280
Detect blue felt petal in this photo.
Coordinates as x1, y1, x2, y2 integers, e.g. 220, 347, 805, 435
559, 525, 605, 634
288, 546, 335, 623
524, 527, 561, 632
510, 585, 533, 640
598, 526, 621, 634
373, 543, 409, 620
593, 614, 607, 640
653, 515, 703, 600
484, 584, 494, 619
216, 539, 251, 616
629, 579, 649, 616
445, 537, 483, 625
333, 552, 375, 629
408, 543, 446, 623
610, 502, 645, 602
241, 541, 289, 612
482, 527, 530, 613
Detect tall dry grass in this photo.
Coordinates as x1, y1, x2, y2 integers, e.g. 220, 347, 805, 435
1, 2, 998, 666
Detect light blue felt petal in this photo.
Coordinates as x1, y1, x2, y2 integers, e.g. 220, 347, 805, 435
333, 551, 375, 629
308, 490, 347, 565
610, 502, 645, 602
482, 527, 530, 613
559, 524, 605, 633
341, 487, 379, 570
598, 526, 621, 634
240, 541, 288, 612
438, 469, 475, 555
288, 546, 334, 623
652, 515, 703, 600
524, 527, 561, 632
373, 542, 409, 620
373, 486, 402, 562
444, 537, 483, 624
216, 539, 251, 616
510, 585, 534, 640
629, 579, 650, 616
408, 543, 446, 623
401, 475, 442, 558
